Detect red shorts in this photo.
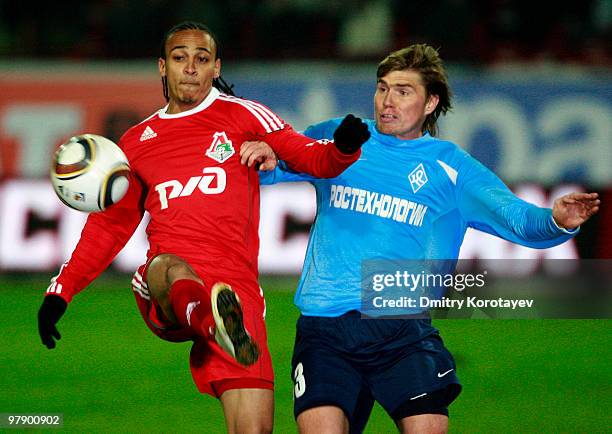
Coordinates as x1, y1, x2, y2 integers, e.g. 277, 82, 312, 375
131, 260, 274, 397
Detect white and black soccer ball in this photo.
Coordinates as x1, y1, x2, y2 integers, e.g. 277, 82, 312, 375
50, 134, 130, 212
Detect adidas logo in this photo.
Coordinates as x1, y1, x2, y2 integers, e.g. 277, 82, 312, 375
139, 126, 157, 141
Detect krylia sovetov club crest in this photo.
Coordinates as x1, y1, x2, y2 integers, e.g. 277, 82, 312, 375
206, 132, 235, 163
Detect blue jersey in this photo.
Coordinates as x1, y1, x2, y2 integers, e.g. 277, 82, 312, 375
260, 118, 577, 317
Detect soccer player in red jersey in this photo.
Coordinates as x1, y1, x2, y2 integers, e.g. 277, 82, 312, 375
37, 21, 369, 433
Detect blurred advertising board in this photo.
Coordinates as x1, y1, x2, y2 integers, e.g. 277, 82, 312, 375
0, 179, 609, 273
0, 65, 609, 273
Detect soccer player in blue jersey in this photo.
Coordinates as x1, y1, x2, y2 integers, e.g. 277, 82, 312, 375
245, 44, 600, 433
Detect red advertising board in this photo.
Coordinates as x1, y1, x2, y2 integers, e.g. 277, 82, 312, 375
0, 71, 163, 178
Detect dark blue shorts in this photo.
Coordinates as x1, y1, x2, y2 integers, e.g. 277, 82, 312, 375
291, 311, 461, 429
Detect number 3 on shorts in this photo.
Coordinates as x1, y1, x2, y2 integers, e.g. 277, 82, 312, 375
293, 362, 306, 398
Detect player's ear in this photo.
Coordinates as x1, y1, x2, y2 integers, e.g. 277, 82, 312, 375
158, 58, 166, 77
425, 94, 439, 116
214, 59, 221, 79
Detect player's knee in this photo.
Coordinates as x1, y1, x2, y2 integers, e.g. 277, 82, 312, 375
148, 253, 201, 294
166, 261, 201, 286
222, 389, 274, 434
254, 420, 273, 434
297, 407, 348, 434
234, 402, 273, 434
397, 414, 448, 434
233, 416, 272, 434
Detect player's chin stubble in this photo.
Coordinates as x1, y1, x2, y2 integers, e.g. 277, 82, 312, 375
176, 91, 198, 105
179, 96, 197, 105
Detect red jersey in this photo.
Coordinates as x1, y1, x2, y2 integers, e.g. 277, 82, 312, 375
47, 88, 359, 303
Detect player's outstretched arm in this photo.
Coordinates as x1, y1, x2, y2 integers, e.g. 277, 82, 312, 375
458, 156, 591, 248
38, 295, 68, 349
332, 114, 370, 154
264, 114, 369, 179
36, 172, 145, 350
552, 192, 600, 230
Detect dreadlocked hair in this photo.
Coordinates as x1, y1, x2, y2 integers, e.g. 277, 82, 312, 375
160, 21, 236, 100
213, 76, 235, 96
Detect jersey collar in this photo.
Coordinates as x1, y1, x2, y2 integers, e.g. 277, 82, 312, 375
158, 87, 220, 119
371, 123, 433, 148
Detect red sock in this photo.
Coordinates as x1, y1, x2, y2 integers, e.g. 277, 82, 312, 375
168, 279, 214, 338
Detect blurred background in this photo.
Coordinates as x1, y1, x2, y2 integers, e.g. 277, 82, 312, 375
0, 0, 610, 63
0, 1, 610, 433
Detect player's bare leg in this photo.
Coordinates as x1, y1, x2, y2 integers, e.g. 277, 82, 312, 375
147, 253, 259, 365
397, 414, 448, 434
219, 388, 274, 434
147, 253, 203, 322
297, 406, 348, 434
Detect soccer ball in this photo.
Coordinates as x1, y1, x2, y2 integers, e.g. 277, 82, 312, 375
50, 134, 130, 212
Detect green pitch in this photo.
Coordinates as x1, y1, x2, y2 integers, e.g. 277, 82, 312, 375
0, 273, 609, 433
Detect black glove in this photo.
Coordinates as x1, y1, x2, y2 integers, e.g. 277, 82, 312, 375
38, 295, 67, 349
333, 114, 370, 154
